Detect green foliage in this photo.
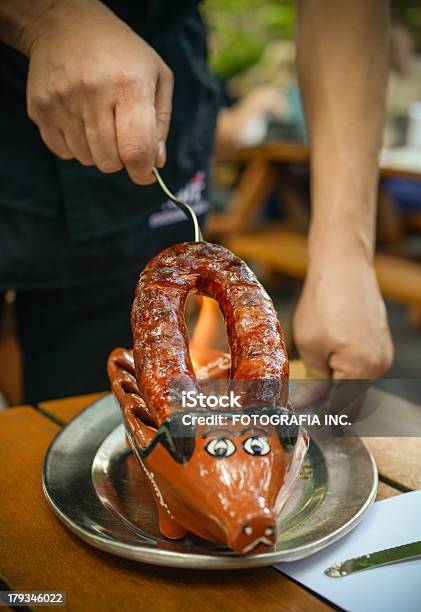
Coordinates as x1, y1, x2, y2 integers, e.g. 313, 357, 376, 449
202, 0, 294, 79
202, 0, 421, 80
392, 0, 421, 49
393, 0, 421, 27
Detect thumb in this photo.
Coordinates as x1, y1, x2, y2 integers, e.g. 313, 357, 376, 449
329, 348, 365, 379
303, 357, 332, 381
295, 340, 332, 380
293, 327, 332, 380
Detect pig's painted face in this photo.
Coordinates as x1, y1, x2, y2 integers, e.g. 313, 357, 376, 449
126, 407, 308, 555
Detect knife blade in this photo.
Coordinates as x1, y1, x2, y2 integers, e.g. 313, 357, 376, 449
325, 540, 421, 577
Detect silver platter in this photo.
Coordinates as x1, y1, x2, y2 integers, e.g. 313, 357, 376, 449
43, 395, 377, 569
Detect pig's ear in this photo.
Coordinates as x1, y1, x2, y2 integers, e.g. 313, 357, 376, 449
272, 405, 299, 452
157, 416, 197, 464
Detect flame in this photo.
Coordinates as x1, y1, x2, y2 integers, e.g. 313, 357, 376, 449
190, 296, 222, 354
189, 296, 230, 379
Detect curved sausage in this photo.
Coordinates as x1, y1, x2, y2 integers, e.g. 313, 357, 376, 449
131, 241, 288, 423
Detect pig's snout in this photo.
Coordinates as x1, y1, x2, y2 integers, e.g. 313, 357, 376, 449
227, 512, 278, 555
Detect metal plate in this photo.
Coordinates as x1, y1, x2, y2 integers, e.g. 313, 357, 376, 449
43, 395, 377, 569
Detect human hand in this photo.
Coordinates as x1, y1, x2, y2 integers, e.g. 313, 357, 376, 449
25, 0, 173, 184
293, 256, 394, 379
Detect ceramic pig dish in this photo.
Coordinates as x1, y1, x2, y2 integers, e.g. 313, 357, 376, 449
107, 242, 309, 555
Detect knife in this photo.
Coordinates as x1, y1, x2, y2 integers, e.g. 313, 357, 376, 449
325, 540, 421, 577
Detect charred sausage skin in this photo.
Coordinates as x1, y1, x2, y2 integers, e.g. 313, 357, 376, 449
131, 241, 288, 424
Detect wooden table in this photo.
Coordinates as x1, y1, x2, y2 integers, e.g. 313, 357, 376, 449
1, 383, 420, 612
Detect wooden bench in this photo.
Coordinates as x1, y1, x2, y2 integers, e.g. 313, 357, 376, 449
226, 226, 421, 309
207, 142, 421, 309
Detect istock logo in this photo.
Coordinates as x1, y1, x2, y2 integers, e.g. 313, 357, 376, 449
181, 390, 242, 409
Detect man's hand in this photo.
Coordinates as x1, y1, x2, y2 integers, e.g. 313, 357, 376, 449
295, 0, 392, 378
3, 0, 173, 184
293, 255, 394, 379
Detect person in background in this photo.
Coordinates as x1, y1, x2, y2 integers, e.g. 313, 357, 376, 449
384, 19, 421, 147
0, 0, 392, 406
214, 85, 285, 159
380, 20, 421, 227
214, 40, 306, 158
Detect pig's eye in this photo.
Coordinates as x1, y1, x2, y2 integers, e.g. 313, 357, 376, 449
205, 438, 236, 458
243, 436, 271, 456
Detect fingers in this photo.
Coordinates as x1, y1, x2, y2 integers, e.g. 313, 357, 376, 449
296, 344, 332, 380
296, 337, 394, 381
289, 379, 330, 410
92, 64, 172, 179
39, 125, 73, 160
154, 68, 173, 168
37, 95, 164, 180
329, 310, 394, 379
115, 94, 158, 185
329, 341, 394, 379
84, 107, 123, 173
61, 118, 95, 166
293, 319, 332, 380
29, 64, 173, 180
35, 107, 94, 166
39, 118, 94, 165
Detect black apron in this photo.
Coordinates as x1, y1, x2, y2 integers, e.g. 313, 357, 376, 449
0, 0, 220, 289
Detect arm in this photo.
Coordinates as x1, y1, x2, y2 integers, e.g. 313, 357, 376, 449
293, 0, 394, 378
0, 0, 173, 184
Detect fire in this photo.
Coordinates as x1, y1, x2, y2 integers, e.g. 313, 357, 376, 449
189, 296, 230, 379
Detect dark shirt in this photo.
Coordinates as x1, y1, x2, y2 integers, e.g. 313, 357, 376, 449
0, 1, 219, 288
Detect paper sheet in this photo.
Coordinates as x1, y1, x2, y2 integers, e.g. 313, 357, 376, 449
274, 490, 421, 612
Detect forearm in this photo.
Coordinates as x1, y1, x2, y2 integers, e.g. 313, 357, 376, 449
0, 0, 56, 54
296, 0, 390, 264
0, 0, 101, 56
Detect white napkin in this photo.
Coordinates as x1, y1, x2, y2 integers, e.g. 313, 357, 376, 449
274, 489, 421, 612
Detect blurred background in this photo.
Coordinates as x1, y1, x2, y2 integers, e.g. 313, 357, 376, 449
0, 0, 420, 406
197, 0, 421, 383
